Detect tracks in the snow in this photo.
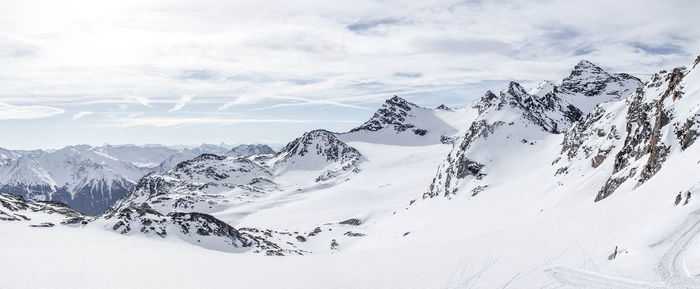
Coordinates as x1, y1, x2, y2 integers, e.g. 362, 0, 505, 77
547, 209, 700, 289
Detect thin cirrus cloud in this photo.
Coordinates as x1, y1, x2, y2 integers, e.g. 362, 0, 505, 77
168, 95, 195, 112
71, 111, 94, 120
112, 117, 361, 128
0, 103, 65, 120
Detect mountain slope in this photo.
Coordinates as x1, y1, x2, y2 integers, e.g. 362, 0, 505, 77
555, 59, 700, 201
426, 61, 643, 198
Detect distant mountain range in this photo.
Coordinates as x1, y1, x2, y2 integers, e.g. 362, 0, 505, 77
0, 143, 275, 215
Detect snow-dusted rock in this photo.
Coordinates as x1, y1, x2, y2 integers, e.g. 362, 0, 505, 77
557, 60, 642, 113
101, 202, 302, 255
227, 144, 275, 157
554, 58, 700, 201
0, 192, 86, 225
270, 129, 362, 182
426, 60, 642, 198
108, 154, 276, 215
340, 96, 457, 145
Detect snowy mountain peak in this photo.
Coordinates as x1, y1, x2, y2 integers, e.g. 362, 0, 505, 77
572, 60, 607, 75
506, 81, 529, 97
560, 59, 642, 101
471, 90, 499, 114
425, 62, 644, 199
386, 95, 416, 108
349, 95, 420, 133
272, 129, 362, 182
554, 55, 700, 202
435, 104, 451, 110
227, 144, 275, 157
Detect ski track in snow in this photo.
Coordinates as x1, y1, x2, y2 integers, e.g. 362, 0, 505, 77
547, 209, 700, 289
657, 209, 700, 289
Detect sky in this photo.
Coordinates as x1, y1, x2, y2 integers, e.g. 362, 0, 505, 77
0, 0, 698, 149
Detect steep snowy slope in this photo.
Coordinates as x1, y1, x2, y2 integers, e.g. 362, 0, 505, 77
555, 57, 700, 202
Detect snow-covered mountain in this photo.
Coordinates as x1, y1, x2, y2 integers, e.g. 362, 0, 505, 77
555, 61, 700, 202
268, 129, 363, 182
340, 95, 461, 145
426, 61, 642, 198
226, 144, 275, 157
99, 129, 364, 253
1, 57, 699, 289
0, 143, 271, 215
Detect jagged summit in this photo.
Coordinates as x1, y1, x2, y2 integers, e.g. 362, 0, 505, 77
271, 129, 362, 182
342, 95, 459, 145
349, 95, 420, 133
435, 104, 451, 110
560, 60, 642, 106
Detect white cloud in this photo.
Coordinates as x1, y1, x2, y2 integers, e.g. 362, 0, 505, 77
71, 111, 94, 120
168, 94, 194, 112
0, 103, 64, 120
1, 0, 697, 111
112, 117, 360, 128
125, 96, 152, 108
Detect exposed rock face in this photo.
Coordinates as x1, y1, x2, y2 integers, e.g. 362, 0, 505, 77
0, 192, 85, 223
595, 67, 690, 201
560, 60, 641, 99
272, 129, 362, 182
554, 57, 700, 202
102, 203, 301, 255
675, 114, 699, 150
556, 104, 623, 174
